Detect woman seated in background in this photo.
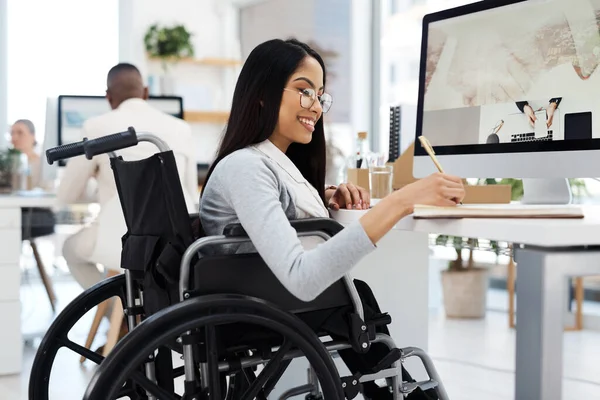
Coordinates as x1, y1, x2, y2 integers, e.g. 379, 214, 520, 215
200, 38, 465, 400
10, 118, 51, 190
10, 119, 56, 289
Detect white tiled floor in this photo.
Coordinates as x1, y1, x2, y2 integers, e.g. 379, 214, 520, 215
429, 308, 600, 400
4, 245, 600, 399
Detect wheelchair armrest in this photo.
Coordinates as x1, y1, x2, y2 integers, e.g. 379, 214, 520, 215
223, 218, 344, 238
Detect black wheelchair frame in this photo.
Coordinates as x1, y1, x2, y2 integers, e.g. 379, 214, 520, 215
29, 127, 449, 400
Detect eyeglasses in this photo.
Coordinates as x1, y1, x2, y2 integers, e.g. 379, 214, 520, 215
283, 87, 333, 114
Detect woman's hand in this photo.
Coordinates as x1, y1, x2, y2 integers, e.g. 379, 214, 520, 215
358, 173, 464, 245
328, 183, 370, 210
546, 102, 557, 128
393, 172, 465, 213
523, 104, 537, 128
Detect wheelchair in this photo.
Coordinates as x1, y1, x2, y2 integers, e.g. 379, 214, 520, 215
29, 127, 449, 400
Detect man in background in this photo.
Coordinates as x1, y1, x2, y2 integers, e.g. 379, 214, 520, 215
57, 63, 198, 290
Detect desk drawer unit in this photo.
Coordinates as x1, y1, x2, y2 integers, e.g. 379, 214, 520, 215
0, 209, 22, 300
0, 208, 20, 229
0, 301, 23, 374
0, 208, 23, 375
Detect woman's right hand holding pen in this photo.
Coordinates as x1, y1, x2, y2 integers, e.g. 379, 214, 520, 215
393, 172, 465, 213
358, 172, 465, 245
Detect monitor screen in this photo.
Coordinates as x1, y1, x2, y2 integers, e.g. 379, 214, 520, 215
416, 0, 600, 156
57, 95, 184, 147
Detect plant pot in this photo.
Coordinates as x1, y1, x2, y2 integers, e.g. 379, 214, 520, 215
441, 267, 489, 318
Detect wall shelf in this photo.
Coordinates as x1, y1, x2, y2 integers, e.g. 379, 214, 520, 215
184, 110, 229, 124
147, 56, 241, 67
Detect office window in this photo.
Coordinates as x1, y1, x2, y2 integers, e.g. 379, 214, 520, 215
6, 0, 119, 145
378, 0, 480, 153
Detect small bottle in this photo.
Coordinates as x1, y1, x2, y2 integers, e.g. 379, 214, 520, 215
356, 131, 370, 168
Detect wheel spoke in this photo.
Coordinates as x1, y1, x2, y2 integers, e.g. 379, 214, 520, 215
241, 369, 267, 400
58, 337, 104, 365
129, 370, 181, 400
263, 358, 292, 396
242, 340, 293, 400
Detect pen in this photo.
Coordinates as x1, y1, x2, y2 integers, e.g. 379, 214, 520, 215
418, 136, 463, 205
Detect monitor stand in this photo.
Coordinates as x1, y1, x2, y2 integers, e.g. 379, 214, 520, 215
521, 178, 572, 205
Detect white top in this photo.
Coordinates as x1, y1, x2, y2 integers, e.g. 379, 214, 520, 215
200, 139, 376, 302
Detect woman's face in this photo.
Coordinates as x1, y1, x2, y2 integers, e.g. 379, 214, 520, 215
271, 56, 326, 151
10, 122, 35, 153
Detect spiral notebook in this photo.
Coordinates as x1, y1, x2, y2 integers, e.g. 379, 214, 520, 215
413, 204, 585, 219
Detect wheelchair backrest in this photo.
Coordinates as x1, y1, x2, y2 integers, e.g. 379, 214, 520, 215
111, 151, 196, 314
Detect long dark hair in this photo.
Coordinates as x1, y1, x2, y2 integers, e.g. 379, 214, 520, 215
202, 38, 328, 202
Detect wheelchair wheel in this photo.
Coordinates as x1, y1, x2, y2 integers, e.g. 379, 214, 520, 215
84, 295, 345, 400
28, 274, 138, 399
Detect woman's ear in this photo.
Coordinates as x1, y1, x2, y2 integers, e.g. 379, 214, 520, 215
259, 100, 264, 107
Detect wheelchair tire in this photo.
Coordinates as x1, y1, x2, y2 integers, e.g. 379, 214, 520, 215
29, 275, 133, 400
84, 294, 345, 400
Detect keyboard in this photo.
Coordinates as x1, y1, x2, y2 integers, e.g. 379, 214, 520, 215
510, 131, 553, 142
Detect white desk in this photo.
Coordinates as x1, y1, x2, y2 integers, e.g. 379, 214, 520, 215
0, 192, 57, 375
334, 206, 600, 400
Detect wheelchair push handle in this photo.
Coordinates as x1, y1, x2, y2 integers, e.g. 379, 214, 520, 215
84, 126, 138, 160
46, 139, 87, 165
45, 127, 139, 165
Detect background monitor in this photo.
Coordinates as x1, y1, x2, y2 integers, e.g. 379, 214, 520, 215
57, 95, 183, 154
40, 95, 185, 189
413, 0, 600, 180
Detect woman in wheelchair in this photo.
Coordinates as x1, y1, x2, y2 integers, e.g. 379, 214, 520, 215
200, 38, 465, 399
30, 37, 461, 400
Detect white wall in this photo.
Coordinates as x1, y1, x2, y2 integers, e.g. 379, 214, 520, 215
0, 0, 7, 148
118, 0, 243, 164
118, 0, 376, 171
351, 0, 373, 142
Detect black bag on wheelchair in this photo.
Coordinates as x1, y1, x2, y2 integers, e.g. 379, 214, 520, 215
112, 150, 195, 316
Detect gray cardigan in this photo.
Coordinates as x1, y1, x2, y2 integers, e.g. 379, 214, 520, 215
199, 141, 376, 301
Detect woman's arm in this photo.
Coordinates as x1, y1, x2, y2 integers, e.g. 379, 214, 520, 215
359, 173, 465, 243
218, 155, 464, 301
218, 154, 376, 302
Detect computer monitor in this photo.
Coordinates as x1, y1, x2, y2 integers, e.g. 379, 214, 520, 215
57, 95, 183, 153
413, 0, 600, 202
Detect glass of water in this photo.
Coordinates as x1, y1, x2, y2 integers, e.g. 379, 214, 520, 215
369, 165, 393, 200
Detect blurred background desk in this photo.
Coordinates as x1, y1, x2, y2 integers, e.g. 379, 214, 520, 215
0, 192, 56, 375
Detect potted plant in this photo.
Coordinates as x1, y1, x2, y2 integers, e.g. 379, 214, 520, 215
434, 178, 520, 319
0, 148, 21, 193
435, 235, 490, 318
144, 23, 194, 94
